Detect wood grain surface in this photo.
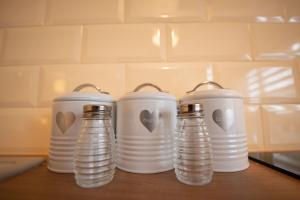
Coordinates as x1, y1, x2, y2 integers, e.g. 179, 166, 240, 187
0, 161, 299, 200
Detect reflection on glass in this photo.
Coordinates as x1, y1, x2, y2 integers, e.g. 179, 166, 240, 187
152, 29, 161, 47
263, 69, 292, 85
289, 17, 300, 23
256, 16, 268, 22
267, 105, 286, 112
259, 42, 300, 59
255, 16, 284, 23
53, 79, 66, 94
161, 66, 170, 70
206, 64, 213, 81
295, 105, 300, 110
206, 64, 214, 89
291, 42, 300, 52
264, 79, 294, 93
246, 67, 295, 98
171, 30, 179, 47
160, 14, 169, 18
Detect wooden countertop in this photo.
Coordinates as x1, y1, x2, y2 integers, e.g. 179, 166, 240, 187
0, 161, 299, 200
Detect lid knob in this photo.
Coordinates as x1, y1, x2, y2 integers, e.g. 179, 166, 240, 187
73, 83, 109, 94
133, 83, 167, 93
186, 81, 224, 94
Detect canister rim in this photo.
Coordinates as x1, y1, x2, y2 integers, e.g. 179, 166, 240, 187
181, 89, 243, 100
118, 91, 176, 101
53, 92, 114, 102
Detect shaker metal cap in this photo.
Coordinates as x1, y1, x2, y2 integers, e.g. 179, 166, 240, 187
83, 104, 112, 113
178, 103, 203, 114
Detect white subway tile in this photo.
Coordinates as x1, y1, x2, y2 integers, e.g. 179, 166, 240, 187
47, 0, 123, 25
125, 63, 210, 98
0, 0, 46, 27
262, 104, 300, 151
38, 64, 125, 106
125, 0, 207, 22
167, 23, 252, 61
252, 24, 300, 60
0, 66, 39, 107
209, 0, 284, 22
213, 62, 299, 100
244, 105, 264, 151
83, 24, 166, 62
0, 108, 51, 155
1, 26, 82, 65
284, 0, 300, 23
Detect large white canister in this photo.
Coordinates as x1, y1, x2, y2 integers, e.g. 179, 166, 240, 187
180, 81, 249, 172
48, 83, 114, 173
116, 83, 177, 173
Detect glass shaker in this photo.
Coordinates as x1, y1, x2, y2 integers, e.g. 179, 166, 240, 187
74, 104, 115, 188
174, 103, 213, 185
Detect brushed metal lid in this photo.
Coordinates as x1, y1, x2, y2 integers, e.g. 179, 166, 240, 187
178, 103, 203, 114
83, 104, 112, 113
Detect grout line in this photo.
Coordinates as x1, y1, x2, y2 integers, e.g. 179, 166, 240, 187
119, 0, 125, 23
79, 25, 84, 64
0, 59, 298, 67
33, 65, 42, 108
0, 28, 6, 59
42, 0, 49, 26
1, 20, 299, 29
161, 24, 168, 62
248, 23, 256, 61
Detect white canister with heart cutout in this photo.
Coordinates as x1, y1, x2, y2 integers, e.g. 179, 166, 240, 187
48, 83, 114, 173
180, 81, 249, 172
116, 83, 176, 173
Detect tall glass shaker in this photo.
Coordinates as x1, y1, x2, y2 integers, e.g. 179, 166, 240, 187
74, 104, 115, 188
174, 103, 213, 185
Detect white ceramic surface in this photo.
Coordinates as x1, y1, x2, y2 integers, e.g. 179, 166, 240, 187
180, 81, 249, 172
48, 83, 114, 173
116, 83, 176, 173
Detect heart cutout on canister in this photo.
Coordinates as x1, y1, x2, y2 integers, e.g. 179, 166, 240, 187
212, 109, 234, 131
56, 111, 76, 134
139, 110, 159, 133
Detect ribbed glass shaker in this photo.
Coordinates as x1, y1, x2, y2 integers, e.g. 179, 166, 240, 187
174, 103, 213, 185
74, 104, 115, 188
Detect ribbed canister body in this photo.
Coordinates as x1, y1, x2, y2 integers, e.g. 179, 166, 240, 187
180, 84, 249, 172
116, 84, 177, 174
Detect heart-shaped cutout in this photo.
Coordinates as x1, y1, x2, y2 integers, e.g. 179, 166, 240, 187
212, 109, 234, 131
140, 110, 159, 133
56, 111, 76, 134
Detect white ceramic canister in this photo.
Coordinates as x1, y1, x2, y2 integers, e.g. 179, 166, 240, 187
48, 83, 114, 173
116, 83, 177, 173
180, 81, 249, 172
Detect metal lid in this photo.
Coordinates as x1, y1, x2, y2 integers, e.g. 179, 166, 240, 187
179, 103, 203, 114
181, 81, 242, 101
119, 83, 176, 101
54, 83, 113, 102
83, 104, 112, 118
83, 104, 112, 113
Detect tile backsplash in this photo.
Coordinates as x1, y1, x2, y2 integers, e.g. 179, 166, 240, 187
0, 0, 299, 155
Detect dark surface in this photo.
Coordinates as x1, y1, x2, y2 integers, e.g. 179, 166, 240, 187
0, 161, 300, 200
249, 151, 300, 179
